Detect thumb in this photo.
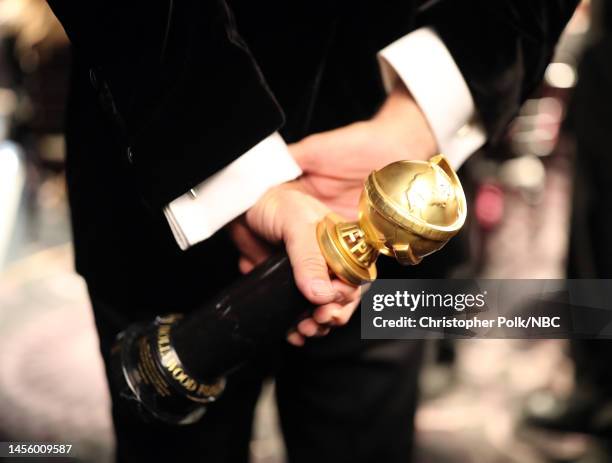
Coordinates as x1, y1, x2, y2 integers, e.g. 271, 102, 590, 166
284, 223, 338, 306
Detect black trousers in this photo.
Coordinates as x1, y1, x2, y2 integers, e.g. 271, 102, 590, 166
90, 292, 423, 463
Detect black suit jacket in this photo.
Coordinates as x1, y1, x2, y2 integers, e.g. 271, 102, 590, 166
46, 0, 577, 317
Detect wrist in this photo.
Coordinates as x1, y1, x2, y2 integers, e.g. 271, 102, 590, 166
372, 83, 438, 161
246, 181, 307, 243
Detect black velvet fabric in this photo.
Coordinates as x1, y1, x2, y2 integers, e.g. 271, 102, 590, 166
45, 0, 578, 297
419, 0, 579, 142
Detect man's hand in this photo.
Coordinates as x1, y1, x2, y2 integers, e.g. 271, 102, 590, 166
230, 181, 360, 346
292, 84, 438, 218
228, 85, 434, 344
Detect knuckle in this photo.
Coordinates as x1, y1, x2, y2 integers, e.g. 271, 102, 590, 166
336, 303, 358, 326
300, 255, 327, 274
335, 314, 350, 326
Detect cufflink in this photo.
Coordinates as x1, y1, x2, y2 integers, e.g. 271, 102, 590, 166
457, 125, 471, 138
126, 146, 135, 164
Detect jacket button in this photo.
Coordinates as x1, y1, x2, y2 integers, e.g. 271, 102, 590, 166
127, 146, 135, 164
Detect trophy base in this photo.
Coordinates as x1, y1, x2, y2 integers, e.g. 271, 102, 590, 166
317, 214, 377, 286
110, 318, 223, 425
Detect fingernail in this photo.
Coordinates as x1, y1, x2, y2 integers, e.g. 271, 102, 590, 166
298, 319, 320, 337
287, 332, 305, 346
316, 326, 331, 337
311, 279, 334, 297
313, 307, 331, 324
334, 292, 345, 303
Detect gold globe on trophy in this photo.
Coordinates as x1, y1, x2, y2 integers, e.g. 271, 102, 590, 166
317, 154, 467, 285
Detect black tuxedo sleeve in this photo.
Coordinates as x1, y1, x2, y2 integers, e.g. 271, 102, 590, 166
418, 0, 578, 142
47, 1, 284, 209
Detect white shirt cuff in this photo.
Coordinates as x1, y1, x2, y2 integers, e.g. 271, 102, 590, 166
378, 27, 486, 171
164, 132, 302, 250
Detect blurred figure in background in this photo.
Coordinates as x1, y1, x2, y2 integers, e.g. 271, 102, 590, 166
0, 0, 69, 170
525, 1, 612, 455
0, 0, 70, 266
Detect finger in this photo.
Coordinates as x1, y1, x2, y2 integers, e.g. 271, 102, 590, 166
238, 257, 255, 274
313, 325, 331, 337
313, 297, 361, 327
297, 318, 321, 337
312, 302, 342, 325
296, 317, 332, 338
286, 330, 305, 347
331, 298, 361, 326
312, 280, 360, 324
331, 279, 361, 303
285, 223, 339, 306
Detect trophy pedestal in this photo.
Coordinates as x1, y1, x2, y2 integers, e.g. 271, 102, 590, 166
317, 214, 377, 286
111, 253, 310, 424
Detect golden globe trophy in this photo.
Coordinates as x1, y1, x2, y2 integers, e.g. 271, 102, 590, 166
318, 154, 466, 284
109, 155, 466, 424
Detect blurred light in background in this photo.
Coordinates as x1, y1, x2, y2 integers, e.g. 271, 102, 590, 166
499, 155, 547, 197
545, 62, 578, 89
0, 140, 24, 268
475, 184, 504, 231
